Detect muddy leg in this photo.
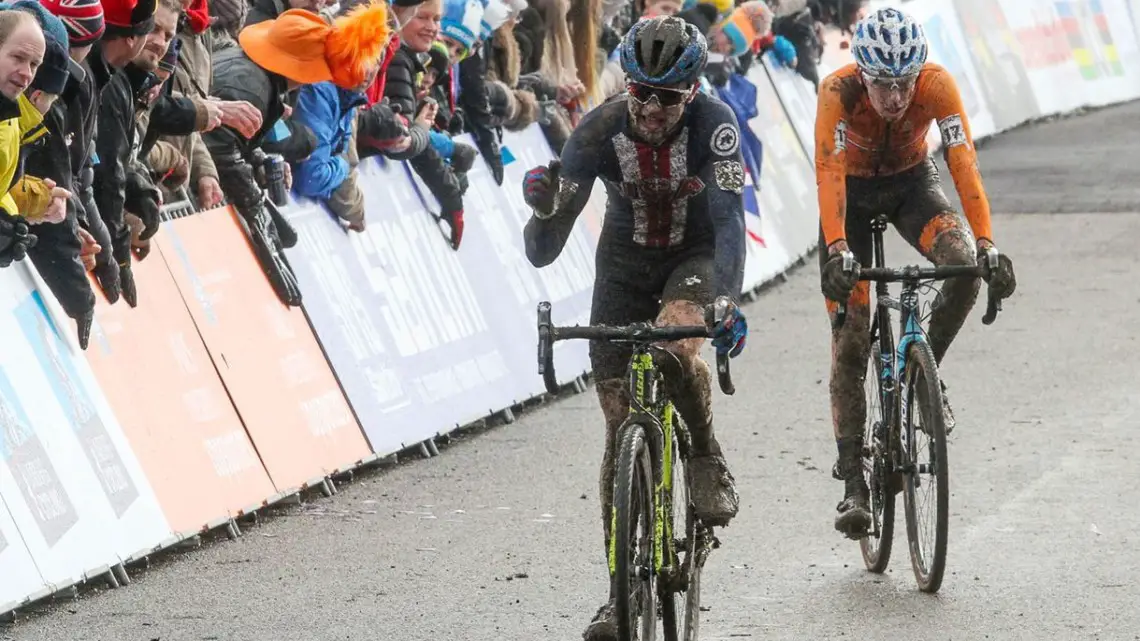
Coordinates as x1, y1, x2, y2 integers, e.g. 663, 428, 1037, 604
595, 377, 629, 557
910, 213, 980, 364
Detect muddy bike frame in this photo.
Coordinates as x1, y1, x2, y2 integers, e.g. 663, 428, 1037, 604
536, 301, 734, 640
833, 212, 1004, 591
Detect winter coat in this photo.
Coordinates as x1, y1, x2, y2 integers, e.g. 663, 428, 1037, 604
773, 8, 823, 88
23, 75, 99, 318
291, 82, 366, 201
91, 44, 158, 264
457, 49, 503, 183
244, 0, 286, 27
382, 44, 464, 216
165, 17, 220, 188
202, 46, 289, 220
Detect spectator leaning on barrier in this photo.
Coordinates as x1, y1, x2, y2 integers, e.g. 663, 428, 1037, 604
205, 1, 392, 305
127, 0, 208, 266
382, 0, 466, 250
27, 0, 119, 306
90, 0, 156, 307
9, 0, 101, 345
449, 0, 507, 187
289, 57, 388, 233
0, 9, 50, 269
145, 40, 192, 194
159, 0, 263, 209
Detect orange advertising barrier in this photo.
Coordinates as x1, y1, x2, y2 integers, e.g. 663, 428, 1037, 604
84, 252, 277, 536
155, 207, 370, 492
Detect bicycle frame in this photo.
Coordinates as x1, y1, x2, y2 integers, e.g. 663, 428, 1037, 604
865, 217, 931, 499
606, 348, 684, 582
867, 215, 928, 439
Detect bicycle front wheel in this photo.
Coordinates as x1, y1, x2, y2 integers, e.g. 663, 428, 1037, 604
614, 422, 658, 641
901, 341, 949, 593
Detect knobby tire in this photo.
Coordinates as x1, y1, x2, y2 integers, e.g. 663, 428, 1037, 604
902, 341, 949, 593
615, 422, 657, 641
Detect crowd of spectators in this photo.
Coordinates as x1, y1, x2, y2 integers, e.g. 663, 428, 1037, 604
0, 0, 865, 348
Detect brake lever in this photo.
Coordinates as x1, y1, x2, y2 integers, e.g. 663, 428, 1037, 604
716, 352, 735, 396
981, 248, 1001, 326
832, 251, 855, 331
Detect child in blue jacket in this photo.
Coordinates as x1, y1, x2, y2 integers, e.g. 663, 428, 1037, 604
290, 81, 369, 232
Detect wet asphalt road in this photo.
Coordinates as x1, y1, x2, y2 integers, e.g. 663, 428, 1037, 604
6, 102, 1140, 641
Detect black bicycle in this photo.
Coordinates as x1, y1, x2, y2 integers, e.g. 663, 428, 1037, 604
537, 301, 734, 641
833, 213, 1005, 593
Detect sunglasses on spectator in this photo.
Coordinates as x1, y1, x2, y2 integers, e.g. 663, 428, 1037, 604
627, 82, 693, 107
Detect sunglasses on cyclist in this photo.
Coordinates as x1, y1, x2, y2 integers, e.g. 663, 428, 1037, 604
627, 82, 693, 107
861, 71, 919, 92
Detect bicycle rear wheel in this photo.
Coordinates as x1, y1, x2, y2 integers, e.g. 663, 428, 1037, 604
901, 341, 949, 593
614, 422, 658, 641
860, 341, 896, 572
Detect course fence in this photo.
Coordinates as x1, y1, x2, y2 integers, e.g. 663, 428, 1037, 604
0, 0, 1137, 616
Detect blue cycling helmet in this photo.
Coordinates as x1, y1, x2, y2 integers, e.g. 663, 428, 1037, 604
851, 8, 928, 78
620, 16, 709, 86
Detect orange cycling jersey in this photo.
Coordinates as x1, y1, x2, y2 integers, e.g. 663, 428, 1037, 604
814, 62, 993, 248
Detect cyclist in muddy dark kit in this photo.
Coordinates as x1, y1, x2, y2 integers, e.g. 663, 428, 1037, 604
814, 8, 1017, 538
520, 15, 750, 641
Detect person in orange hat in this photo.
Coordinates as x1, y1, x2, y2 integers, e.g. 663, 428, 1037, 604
202, 0, 392, 307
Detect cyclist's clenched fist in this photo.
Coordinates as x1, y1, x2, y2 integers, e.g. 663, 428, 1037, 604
522, 159, 561, 218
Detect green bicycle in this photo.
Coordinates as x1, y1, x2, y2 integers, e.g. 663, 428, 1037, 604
537, 301, 735, 641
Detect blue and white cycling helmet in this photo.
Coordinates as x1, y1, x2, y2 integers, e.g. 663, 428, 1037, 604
620, 15, 709, 86
851, 8, 928, 78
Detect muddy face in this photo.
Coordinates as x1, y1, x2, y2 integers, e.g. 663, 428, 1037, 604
627, 91, 688, 145
864, 74, 918, 122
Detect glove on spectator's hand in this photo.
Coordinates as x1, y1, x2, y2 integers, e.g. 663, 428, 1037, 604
92, 258, 121, 304
772, 35, 798, 68
0, 215, 35, 268
118, 261, 138, 308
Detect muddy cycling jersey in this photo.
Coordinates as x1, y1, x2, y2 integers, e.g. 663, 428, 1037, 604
525, 91, 747, 301
814, 62, 993, 248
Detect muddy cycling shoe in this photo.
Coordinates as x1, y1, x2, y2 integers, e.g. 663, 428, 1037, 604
582, 599, 618, 641
688, 453, 739, 527
834, 477, 872, 538
940, 380, 956, 435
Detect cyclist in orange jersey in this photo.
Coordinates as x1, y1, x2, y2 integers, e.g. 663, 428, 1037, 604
814, 8, 1017, 538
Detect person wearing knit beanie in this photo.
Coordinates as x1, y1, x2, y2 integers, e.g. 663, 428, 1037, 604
707, 0, 773, 57
477, 0, 506, 40
101, 0, 154, 38
10, 0, 85, 98
438, 0, 481, 61
38, 0, 104, 48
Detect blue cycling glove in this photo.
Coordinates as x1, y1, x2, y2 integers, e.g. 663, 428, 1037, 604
772, 35, 798, 69
708, 296, 748, 358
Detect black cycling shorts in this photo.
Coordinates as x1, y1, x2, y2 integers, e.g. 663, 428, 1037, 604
589, 239, 714, 381
817, 157, 959, 273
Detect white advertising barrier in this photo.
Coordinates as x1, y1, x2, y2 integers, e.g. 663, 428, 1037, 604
737, 55, 822, 291
996, 0, 1140, 114
0, 491, 46, 614
0, 264, 171, 604
280, 123, 596, 457
808, 0, 1140, 158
